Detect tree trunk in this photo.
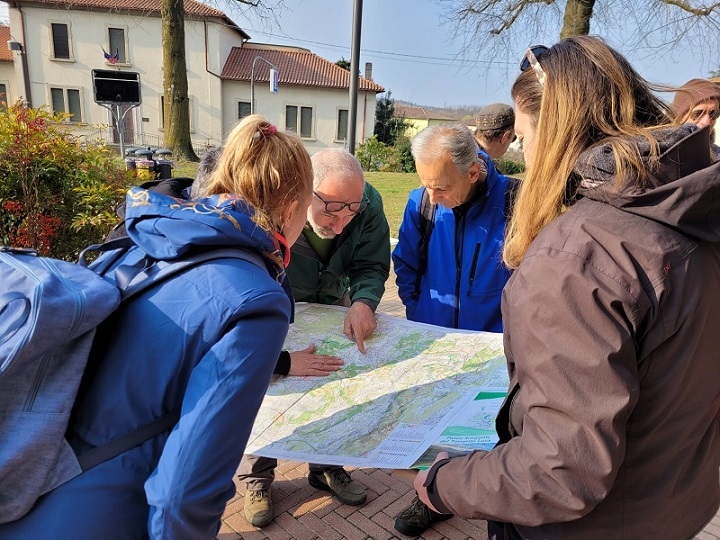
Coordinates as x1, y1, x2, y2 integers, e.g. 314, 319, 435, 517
161, 0, 198, 161
560, 0, 595, 38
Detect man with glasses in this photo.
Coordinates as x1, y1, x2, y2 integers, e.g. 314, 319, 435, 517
239, 148, 391, 528
673, 78, 720, 158
474, 103, 517, 161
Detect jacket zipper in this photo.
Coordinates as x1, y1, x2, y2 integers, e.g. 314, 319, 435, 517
467, 242, 481, 295
453, 212, 467, 328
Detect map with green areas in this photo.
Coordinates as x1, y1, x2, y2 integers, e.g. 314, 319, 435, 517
245, 303, 509, 469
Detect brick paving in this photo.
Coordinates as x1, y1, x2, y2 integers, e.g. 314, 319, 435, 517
220, 266, 720, 539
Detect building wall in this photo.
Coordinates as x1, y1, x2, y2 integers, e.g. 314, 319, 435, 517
8, 5, 230, 147
222, 82, 377, 155
6, 5, 379, 153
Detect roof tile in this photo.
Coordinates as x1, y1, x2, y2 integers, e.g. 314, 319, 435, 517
222, 46, 384, 93
0, 27, 12, 62
395, 105, 455, 121
10, 0, 248, 37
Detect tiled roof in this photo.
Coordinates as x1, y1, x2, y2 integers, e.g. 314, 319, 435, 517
8, 0, 250, 38
221, 46, 384, 93
0, 27, 12, 62
395, 105, 456, 121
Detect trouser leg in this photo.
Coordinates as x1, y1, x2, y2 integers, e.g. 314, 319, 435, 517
237, 454, 277, 491
308, 463, 343, 473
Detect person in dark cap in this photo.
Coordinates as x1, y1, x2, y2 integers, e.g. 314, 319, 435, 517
474, 103, 517, 160
672, 78, 720, 158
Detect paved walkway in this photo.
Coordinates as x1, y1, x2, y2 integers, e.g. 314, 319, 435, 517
220, 269, 720, 539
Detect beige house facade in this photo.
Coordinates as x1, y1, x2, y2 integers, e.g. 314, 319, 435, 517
394, 105, 456, 138
2, 0, 383, 153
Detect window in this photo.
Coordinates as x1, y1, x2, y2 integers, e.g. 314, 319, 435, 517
51, 23, 70, 60
285, 105, 313, 138
160, 95, 194, 132
0, 84, 7, 112
108, 27, 127, 64
238, 101, 251, 119
50, 87, 82, 122
336, 109, 348, 141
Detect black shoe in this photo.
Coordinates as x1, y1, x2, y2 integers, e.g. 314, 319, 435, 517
394, 495, 452, 537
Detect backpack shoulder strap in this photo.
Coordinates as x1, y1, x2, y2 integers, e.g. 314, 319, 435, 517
412, 188, 436, 301
116, 247, 265, 301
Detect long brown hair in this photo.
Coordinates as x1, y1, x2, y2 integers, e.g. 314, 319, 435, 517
504, 36, 672, 268
198, 114, 313, 232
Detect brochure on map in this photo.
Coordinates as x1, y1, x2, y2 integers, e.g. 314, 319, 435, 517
409, 389, 507, 470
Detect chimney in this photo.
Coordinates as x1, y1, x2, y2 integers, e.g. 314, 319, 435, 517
364, 62, 373, 81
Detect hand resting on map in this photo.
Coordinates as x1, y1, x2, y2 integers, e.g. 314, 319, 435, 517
288, 344, 344, 376
343, 302, 377, 353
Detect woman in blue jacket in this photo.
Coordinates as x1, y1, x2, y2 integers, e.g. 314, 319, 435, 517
1, 115, 313, 539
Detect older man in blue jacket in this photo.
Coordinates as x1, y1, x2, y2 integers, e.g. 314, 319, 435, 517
393, 123, 512, 333
391, 122, 513, 535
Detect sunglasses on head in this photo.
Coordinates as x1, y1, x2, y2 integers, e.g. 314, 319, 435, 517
520, 45, 549, 87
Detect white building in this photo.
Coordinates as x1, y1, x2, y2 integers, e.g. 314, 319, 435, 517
1, 0, 383, 153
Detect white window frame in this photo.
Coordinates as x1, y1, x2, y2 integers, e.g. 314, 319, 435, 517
285, 104, 315, 140
159, 95, 195, 133
106, 25, 130, 66
49, 20, 74, 62
48, 86, 84, 122
335, 107, 349, 142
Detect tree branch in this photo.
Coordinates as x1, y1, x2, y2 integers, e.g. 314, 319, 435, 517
658, 0, 720, 16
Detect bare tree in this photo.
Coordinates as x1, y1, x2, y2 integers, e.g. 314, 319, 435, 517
437, 0, 720, 70
161, 0, 285, 162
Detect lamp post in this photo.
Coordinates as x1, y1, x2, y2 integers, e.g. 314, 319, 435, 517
250, 56, 279, 115
7, 40, 32, 107
348, 0, 363, 154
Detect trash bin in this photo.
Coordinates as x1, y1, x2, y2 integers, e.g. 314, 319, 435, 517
153, 148, 173, 179
124, 157, 137, 171
153, 160, 172, 179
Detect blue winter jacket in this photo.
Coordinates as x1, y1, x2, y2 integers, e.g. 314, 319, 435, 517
1, 189, 293, 539
392, 157, 511, 331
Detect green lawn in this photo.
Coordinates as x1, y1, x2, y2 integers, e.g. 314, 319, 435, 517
172, 161, 418, 239
365, 171, 419, 239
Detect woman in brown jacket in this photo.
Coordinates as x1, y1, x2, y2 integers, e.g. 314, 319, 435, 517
414, 36, 720, 539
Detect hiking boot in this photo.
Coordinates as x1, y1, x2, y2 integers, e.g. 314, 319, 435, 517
307, 467, 367, 505
394, 495, 451, 537
243, 488, 273, 527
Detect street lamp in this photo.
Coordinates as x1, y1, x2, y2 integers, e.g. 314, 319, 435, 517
250, 56, 279, 115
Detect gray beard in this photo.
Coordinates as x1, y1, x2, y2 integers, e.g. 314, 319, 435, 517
307, 215, 337, 239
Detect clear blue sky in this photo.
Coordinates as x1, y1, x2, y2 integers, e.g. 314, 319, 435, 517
214, 0, 716, 108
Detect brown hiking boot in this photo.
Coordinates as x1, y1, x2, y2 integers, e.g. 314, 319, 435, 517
307, 467, 367, 505
394, 495, 452, 536
243, 488, 273, 528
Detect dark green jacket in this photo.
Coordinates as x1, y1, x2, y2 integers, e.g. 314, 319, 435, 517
287, 182, 390, 310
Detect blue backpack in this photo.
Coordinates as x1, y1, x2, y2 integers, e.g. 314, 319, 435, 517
0, 240, 262, 523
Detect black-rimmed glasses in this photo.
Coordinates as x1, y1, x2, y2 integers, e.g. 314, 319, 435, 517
314, 191, 368, 213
